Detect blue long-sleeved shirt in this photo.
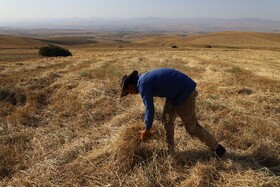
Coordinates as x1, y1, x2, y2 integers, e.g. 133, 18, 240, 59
137, 68, 196, 130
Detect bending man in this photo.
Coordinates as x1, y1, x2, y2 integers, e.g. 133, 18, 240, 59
120, 68, 226, 157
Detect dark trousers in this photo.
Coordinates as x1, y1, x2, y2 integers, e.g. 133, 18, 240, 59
162, 90, 219, 152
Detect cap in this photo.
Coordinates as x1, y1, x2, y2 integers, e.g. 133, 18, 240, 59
120, 70, 138, 97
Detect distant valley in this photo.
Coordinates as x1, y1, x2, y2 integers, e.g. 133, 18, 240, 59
1, 17, 280, 33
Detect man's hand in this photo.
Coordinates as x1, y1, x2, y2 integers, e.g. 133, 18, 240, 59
138, 129, 151, 140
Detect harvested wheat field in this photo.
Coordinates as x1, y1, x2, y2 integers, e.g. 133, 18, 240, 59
0, 32, 280, 186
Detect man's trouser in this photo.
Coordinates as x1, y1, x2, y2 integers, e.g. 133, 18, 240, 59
162, 90, 219, 152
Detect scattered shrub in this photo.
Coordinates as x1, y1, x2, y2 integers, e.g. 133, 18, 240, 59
0, 89, 10, 101
0, 89, 26, 106
205, 45, 212, 48
39, 45, 72, 57
238, 88, 253, 95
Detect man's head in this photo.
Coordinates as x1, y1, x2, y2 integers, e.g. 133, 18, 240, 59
120, 70, 139, 97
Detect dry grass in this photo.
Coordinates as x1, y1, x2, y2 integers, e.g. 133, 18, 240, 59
0, 49, 41, 62
0, 33, 280, 186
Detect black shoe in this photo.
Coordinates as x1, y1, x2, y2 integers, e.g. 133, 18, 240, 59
215, 144, 226, 157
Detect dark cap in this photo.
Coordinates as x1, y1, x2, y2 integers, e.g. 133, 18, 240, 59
120, 70, 138, 97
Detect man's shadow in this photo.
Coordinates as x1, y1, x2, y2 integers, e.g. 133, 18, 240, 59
172, 149, 280, 177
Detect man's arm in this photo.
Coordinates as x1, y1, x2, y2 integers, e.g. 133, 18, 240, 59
140, 84, 154, 130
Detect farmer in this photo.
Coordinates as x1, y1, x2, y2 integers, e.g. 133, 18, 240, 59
120, 68, 226, 157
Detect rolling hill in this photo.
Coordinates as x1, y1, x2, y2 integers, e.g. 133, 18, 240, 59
133, 31, 280, 49
0, 34, 44, 49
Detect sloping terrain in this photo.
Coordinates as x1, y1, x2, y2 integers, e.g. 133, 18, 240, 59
183, 31, 280, 48
134, 31, 280, 49
0, 34, 280, 186
0, 34, 44, 49
0, 35, 46, 62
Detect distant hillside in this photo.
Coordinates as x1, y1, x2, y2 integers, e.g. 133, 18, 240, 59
134, 31, 280, 49
184, 32, 280, 47
1, 31, 280, 50
0, 34, 44, 49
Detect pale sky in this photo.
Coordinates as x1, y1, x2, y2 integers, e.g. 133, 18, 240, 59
1, 0, 280, 21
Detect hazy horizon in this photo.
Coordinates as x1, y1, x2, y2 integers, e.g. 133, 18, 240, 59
1, 0, 280, 21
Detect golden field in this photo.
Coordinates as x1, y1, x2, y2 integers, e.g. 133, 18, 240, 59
0, 31, 280, 186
